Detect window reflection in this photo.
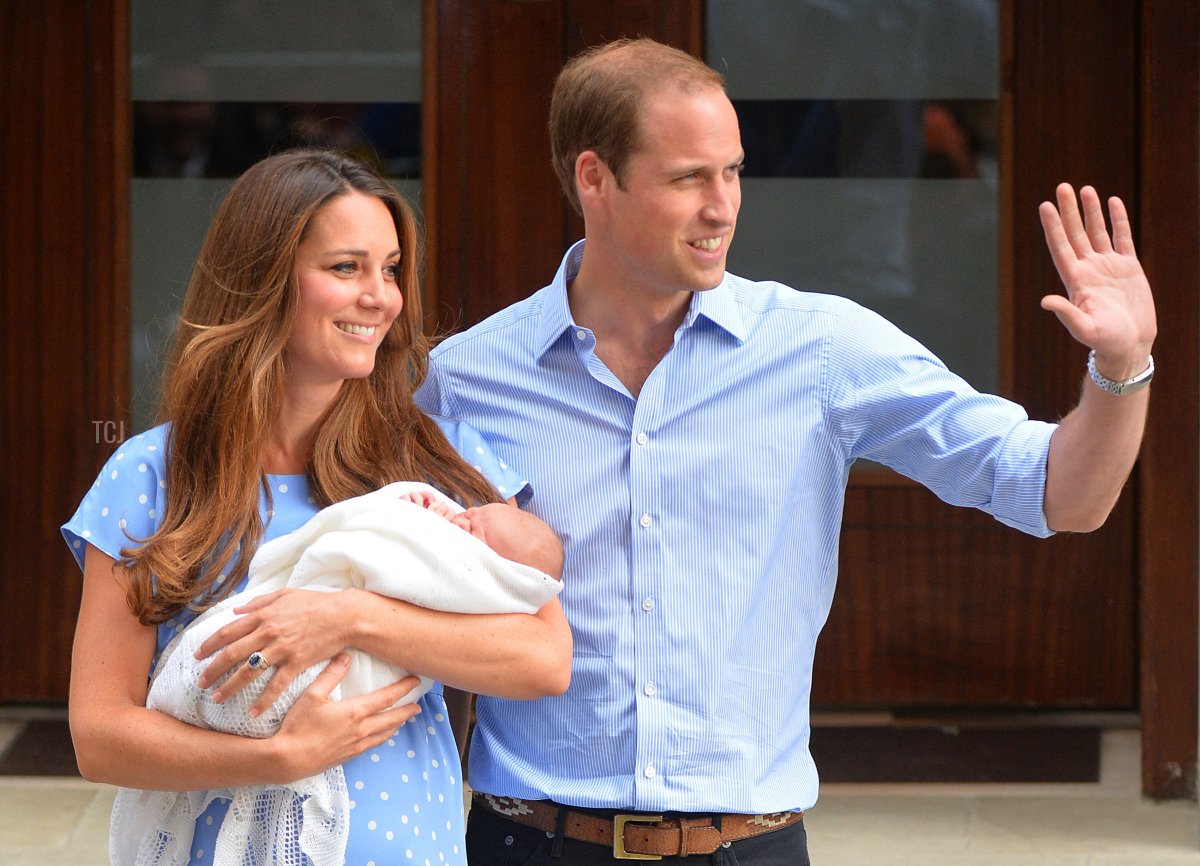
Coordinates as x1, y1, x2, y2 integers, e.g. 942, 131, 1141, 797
736, 99, 995, 180
134, 100, 420, 179
708, 0, 999, 392
708, 0, 997, 99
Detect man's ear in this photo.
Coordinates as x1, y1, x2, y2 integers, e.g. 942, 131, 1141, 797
575, 150, 608, 208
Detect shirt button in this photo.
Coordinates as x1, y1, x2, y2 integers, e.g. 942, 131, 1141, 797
644, 765, 656, 779
639, 513, 652, 528
644, 682, 657, 697
575, 329, 586, 340
635, 432, 649, 446
642, 598, 655, 613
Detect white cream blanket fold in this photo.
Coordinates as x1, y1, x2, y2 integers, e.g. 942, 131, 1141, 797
111, 481, 562, 866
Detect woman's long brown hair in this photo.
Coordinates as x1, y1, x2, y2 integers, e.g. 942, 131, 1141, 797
123, 148, 500, 624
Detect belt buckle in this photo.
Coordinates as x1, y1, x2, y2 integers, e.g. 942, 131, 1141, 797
613, 814, 664, 860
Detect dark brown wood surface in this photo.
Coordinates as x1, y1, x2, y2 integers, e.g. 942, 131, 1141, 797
425, 0, 570, 333
818, 483, 1135, 706
0, 0, 130, 699
1137, 0, 1199, 800
425, 0, 703, 332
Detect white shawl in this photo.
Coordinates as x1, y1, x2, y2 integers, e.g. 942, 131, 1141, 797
110, 482, 561, 866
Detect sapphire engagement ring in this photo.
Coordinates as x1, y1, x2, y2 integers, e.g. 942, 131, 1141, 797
247, 651, 271, 671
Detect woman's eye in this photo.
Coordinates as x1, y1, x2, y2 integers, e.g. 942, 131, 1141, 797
332, 262, 356, 274
383, 263, 399, 280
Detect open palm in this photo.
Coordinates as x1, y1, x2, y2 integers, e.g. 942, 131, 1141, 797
1038, 183, 1157, 374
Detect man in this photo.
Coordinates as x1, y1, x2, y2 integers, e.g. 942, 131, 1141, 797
416, 38, 1155, 865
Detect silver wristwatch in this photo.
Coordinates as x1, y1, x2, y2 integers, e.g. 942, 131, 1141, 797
1087, 349, 1155, 396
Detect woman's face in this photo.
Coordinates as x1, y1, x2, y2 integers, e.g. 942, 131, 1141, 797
284, 191, 403, 401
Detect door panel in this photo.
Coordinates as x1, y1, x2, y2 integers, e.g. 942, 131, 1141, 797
0, 0, 129, 700
820, 481, 1135, 706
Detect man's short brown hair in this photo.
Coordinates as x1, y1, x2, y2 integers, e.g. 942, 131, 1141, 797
549, 37, 726, 215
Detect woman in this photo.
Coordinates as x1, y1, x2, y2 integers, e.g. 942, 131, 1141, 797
63, 148, 571, 866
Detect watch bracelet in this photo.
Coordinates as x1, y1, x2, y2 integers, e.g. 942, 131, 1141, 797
1087, 349, 1155, 395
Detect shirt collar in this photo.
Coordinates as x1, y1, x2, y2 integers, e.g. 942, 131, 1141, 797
689, 271, 748, 344
533, 240, 586, 359
533, 239, 747, 358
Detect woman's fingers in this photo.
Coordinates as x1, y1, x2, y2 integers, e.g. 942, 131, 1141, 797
359, 674, 423, 712
245, 651, 344, 718
347, 676, 425, 742
275, 670, 425, 778
231, 588, 286, 615
210, 646, 282, 706
305, 653, 351, 700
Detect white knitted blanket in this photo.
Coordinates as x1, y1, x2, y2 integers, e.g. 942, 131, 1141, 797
110, 482, 561, 866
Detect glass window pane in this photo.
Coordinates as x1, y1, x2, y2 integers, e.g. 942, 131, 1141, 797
708, 0, 999, 392
132, 1, 421, 102
707, 0, 997, 99
129, 1, 422, 432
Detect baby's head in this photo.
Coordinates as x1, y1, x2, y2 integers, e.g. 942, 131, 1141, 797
459, 504, 564, 579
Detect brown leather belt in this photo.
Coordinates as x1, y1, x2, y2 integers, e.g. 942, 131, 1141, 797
472, 793, 802, 860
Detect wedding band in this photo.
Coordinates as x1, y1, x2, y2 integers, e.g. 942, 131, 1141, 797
247, 651, 271, 671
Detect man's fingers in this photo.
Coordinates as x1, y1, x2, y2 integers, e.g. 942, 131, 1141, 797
1040, 294, 1092, 344
1038, 200, 1076, 288
1108, 195, 1137, 256
1078, 185, 1114, 253
1054, 182, 1092, 258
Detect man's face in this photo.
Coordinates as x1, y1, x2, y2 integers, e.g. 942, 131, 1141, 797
598, 86, 744, 297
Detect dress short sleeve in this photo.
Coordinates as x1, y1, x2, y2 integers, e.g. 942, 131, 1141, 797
62, 425, 169, 572
430, 415, 531, 505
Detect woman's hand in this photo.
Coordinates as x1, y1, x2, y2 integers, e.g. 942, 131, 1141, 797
71, 547, 419, 790
196, 587, 356, 718
270, 654, 423, 781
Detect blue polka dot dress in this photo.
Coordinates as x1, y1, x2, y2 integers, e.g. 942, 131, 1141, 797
63, 421, 528, 866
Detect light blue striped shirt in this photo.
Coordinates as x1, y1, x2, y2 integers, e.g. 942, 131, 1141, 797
415, 240, 1056, 814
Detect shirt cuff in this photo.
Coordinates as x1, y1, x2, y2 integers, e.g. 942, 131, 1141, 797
990, 419, 1058, 538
